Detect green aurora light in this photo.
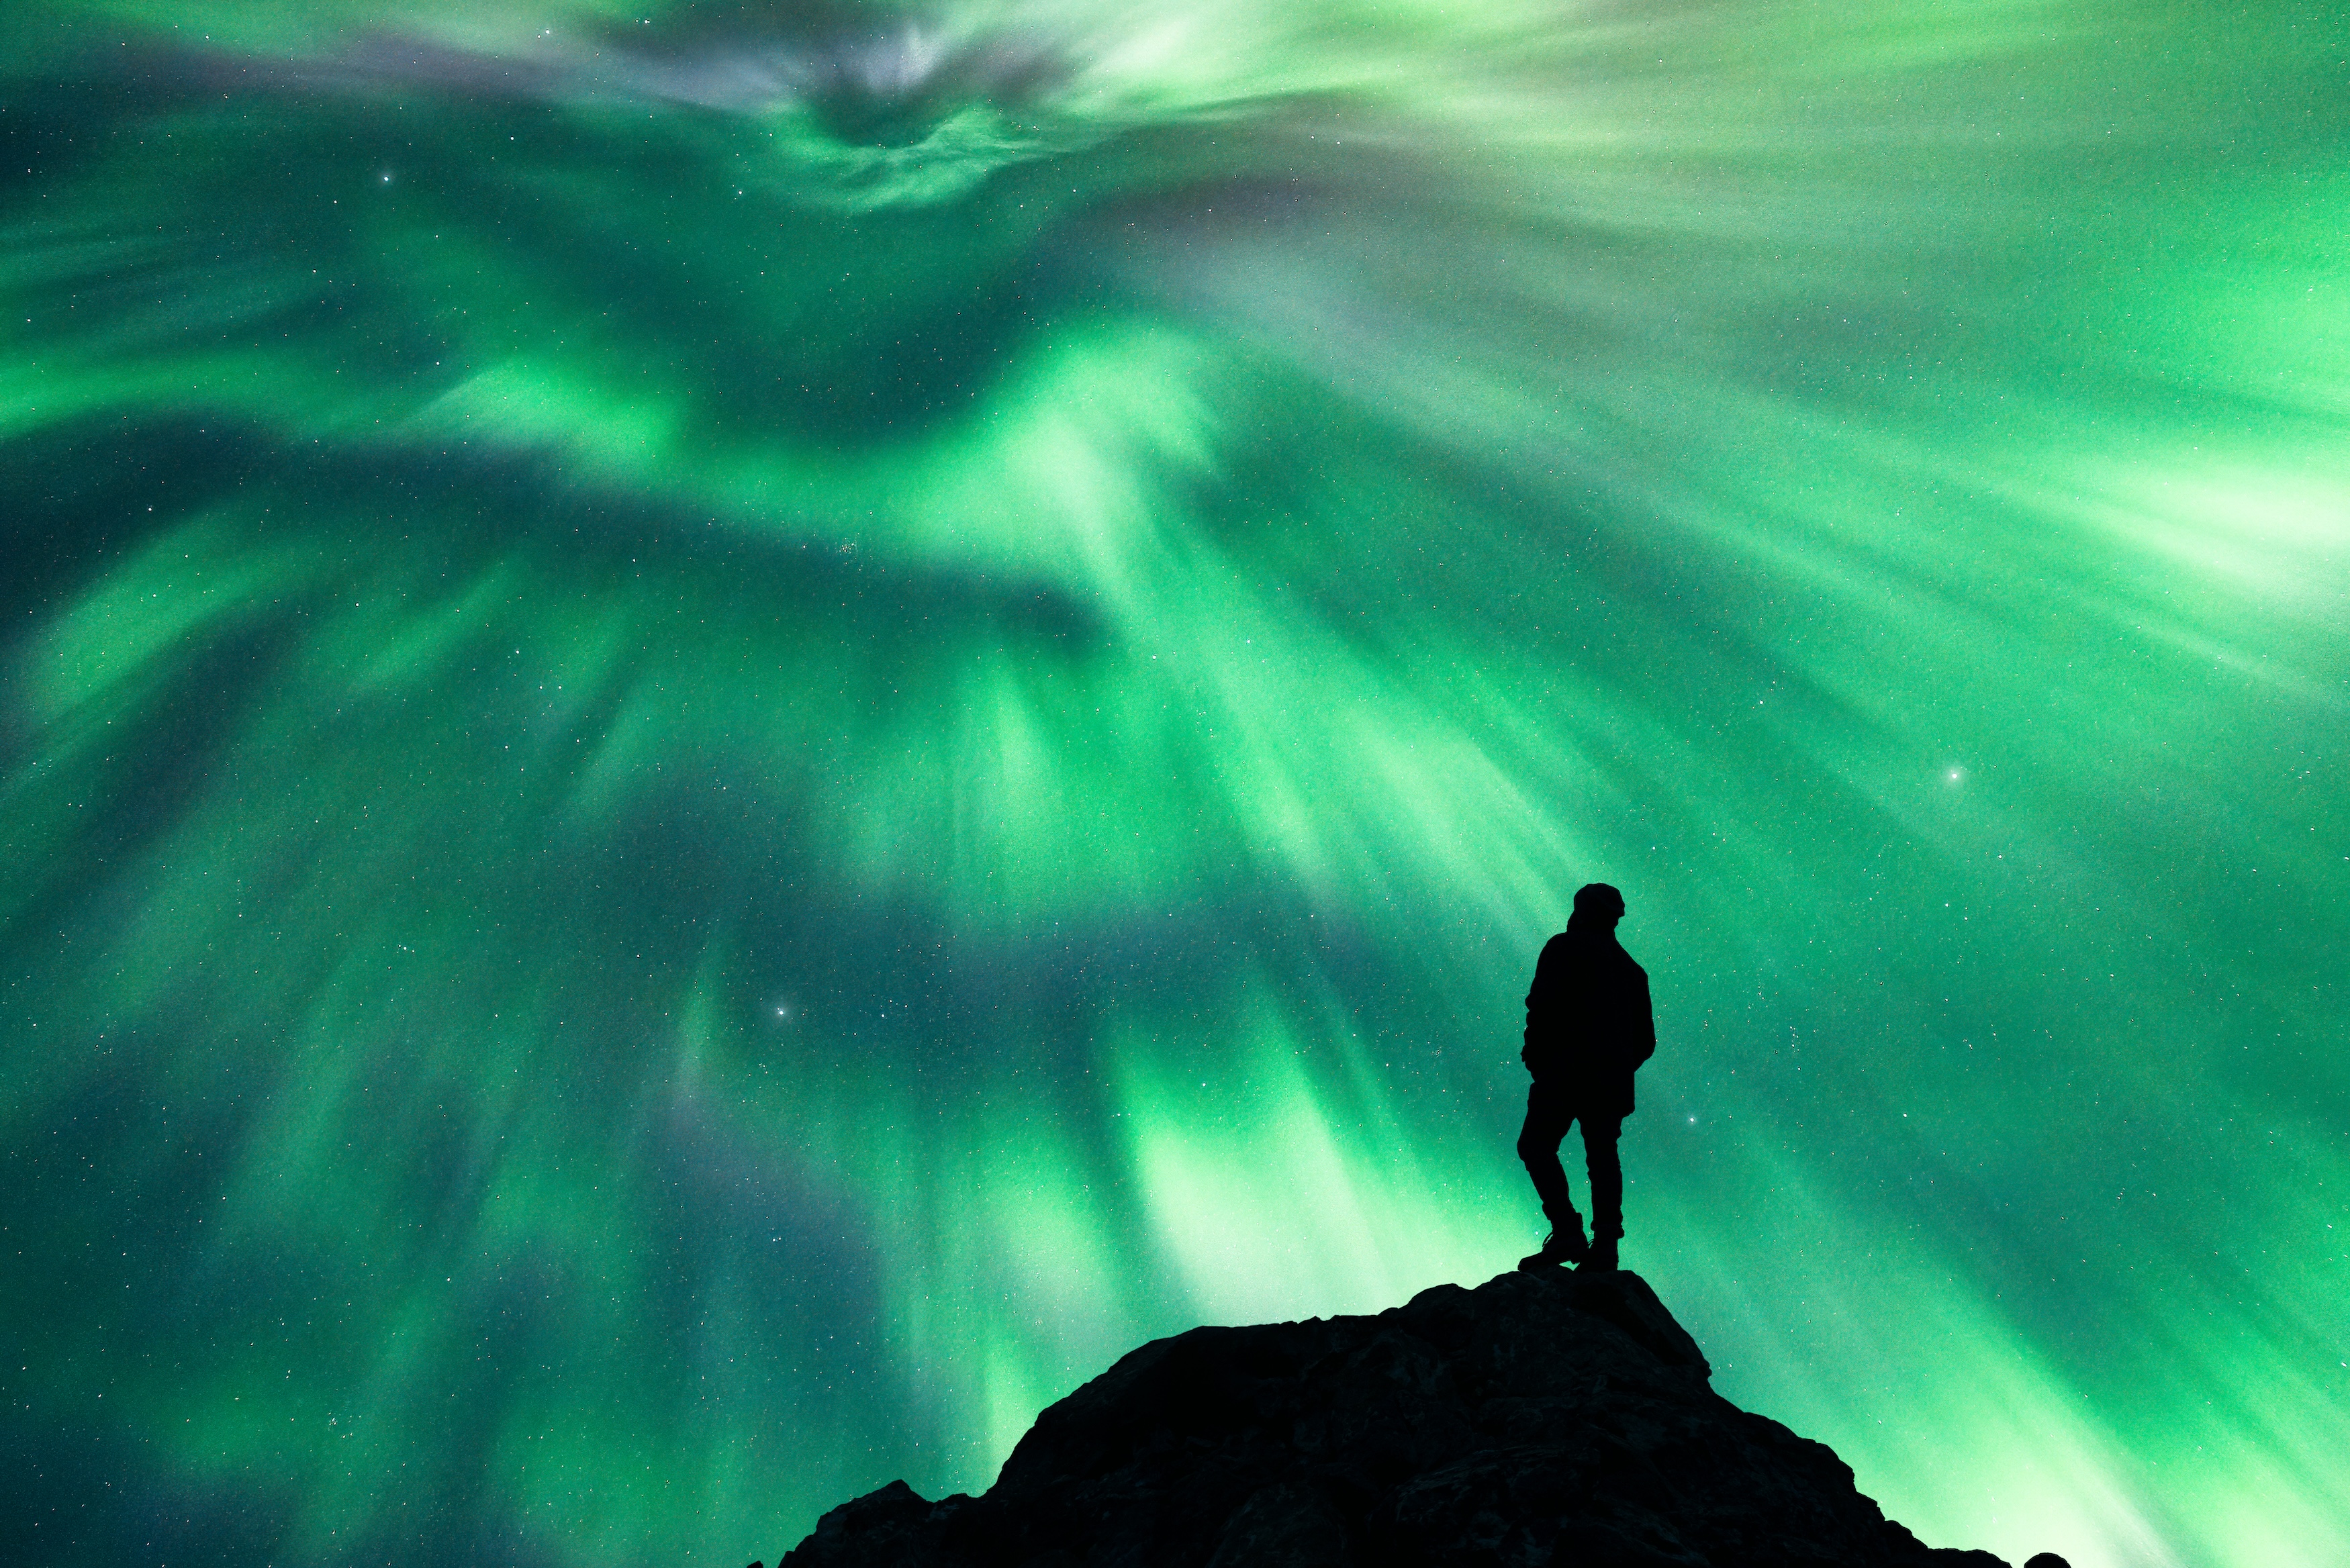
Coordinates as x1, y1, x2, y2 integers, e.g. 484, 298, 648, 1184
2, 3, 2345, 1565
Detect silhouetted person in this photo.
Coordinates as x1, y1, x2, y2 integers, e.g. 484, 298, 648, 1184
1517, 882, 1654, 1272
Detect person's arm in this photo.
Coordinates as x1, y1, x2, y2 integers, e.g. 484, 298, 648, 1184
1523, 937, 1561, 1073
1630, 967, 1656, 1070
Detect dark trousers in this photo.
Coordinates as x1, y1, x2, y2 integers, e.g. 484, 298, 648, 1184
1516, 1081, 1625, 1240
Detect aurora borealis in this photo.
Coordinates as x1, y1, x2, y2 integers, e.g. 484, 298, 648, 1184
2, 0, 2344, 1563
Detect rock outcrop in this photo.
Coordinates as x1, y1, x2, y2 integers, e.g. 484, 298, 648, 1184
764, 1267, 2027, 1568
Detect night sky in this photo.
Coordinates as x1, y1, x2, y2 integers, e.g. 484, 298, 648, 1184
3, 3, 2344, 1566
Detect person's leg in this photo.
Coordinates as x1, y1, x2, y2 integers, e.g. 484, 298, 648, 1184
1516, 1081, 1583, 1238
1582, 1113, 1626, 1245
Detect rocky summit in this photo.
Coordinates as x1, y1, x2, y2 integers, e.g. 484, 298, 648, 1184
764, 1267, 2034, 1568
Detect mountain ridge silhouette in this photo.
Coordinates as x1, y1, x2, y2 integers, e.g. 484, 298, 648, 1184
758, 1267, 2059, 1568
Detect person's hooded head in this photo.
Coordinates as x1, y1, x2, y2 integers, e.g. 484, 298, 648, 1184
1566, 882, 1626, 938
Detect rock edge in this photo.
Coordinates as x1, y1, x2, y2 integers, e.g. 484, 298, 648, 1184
765, 1268, 2026, 1568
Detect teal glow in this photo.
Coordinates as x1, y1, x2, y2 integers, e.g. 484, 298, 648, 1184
3, 4, 2344, 1567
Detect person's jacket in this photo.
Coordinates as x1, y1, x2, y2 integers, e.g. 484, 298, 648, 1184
1521, 919, 1655, 1116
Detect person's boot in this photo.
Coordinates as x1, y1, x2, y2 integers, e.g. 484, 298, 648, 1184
1581, 1234, 1619, 1272
1518, 1221, 1589, 1271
